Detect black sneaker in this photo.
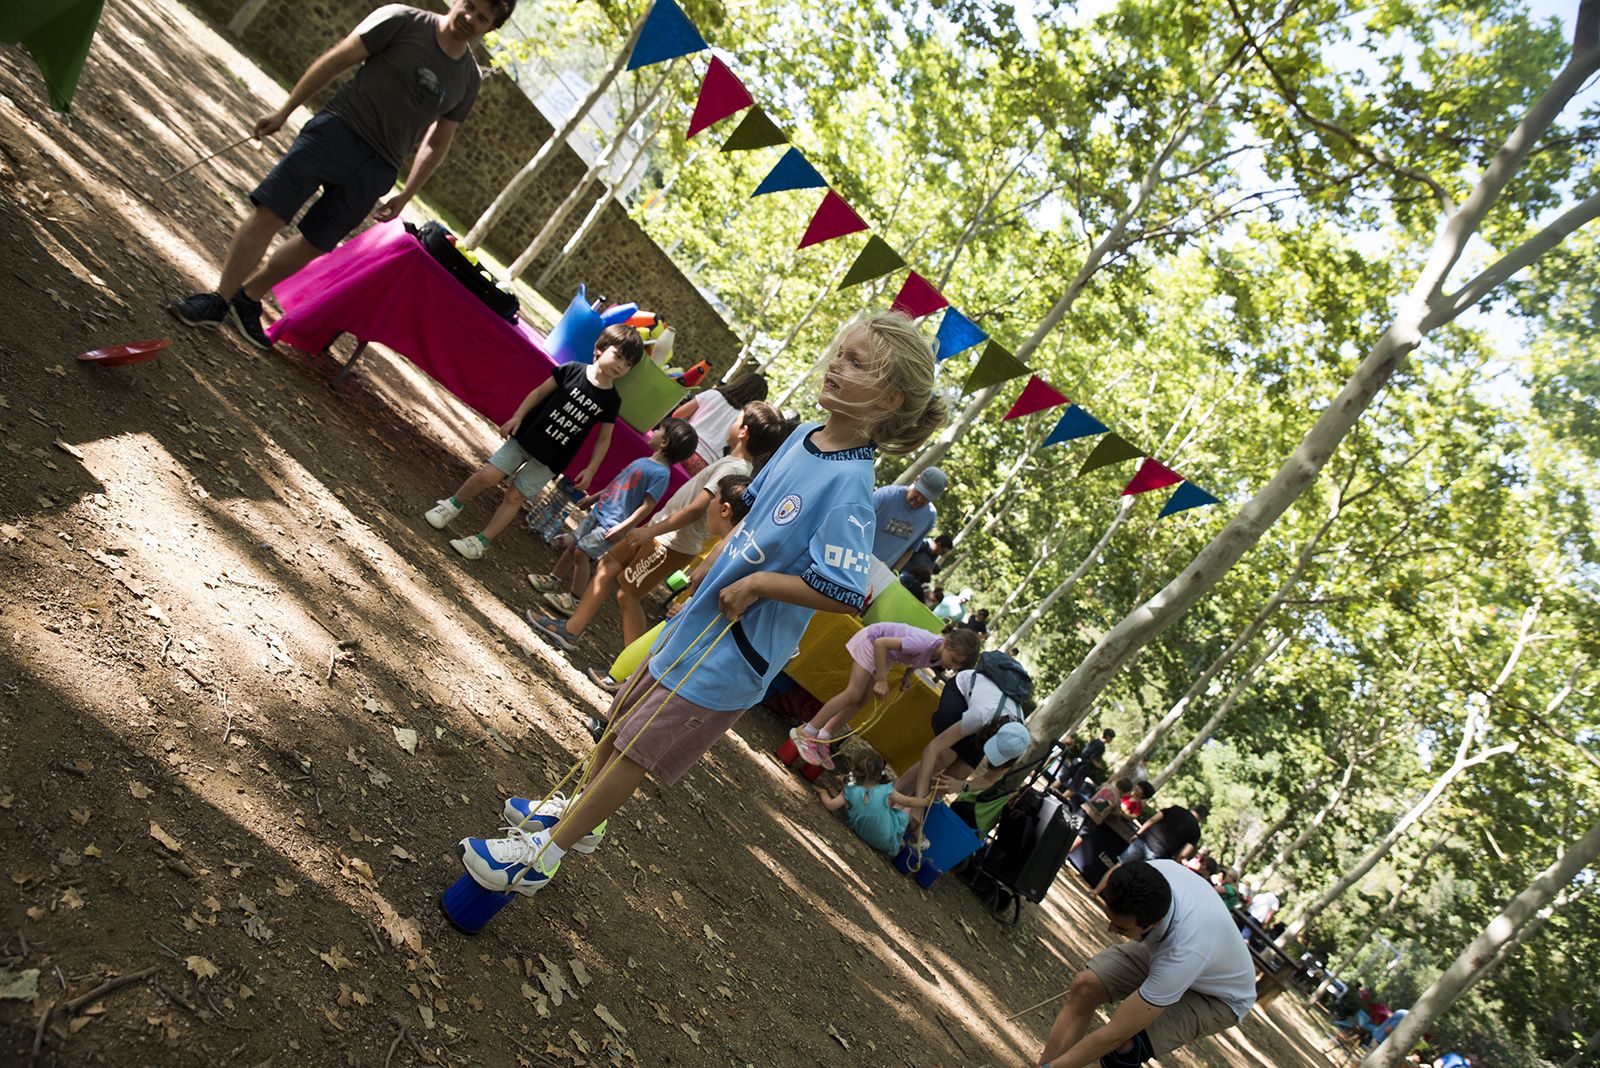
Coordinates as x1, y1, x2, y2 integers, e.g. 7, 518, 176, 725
167, 291, 228, 328
227, 289, 273, 350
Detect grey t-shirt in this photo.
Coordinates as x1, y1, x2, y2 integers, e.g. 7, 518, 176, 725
323, 5, 481, 168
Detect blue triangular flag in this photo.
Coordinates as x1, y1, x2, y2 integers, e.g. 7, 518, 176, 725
626, 0, 708, 70
934, 307, 987, 362
1044, 405, 1109, 446
1158, 481, 1221, 518
751, 147, 826, 196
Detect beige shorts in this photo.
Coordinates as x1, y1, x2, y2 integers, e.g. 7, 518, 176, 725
607, 669, 744, 785
1086, 942, 1242, 1057
607, 536, 695, 598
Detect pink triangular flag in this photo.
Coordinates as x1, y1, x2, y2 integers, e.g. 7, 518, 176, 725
1122, 458, 1185, 496
890, 272, 949, 318
1003, 376, 1071, 420
686, 57, 754, 138
797, 190, 869, 249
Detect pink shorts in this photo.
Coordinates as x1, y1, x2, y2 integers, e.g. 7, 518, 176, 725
608, 669, 744, 785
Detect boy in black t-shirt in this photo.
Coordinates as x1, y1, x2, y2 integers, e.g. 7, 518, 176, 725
425, 326, 642, 559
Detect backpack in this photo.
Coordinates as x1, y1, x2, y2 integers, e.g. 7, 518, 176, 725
974, 651, 1035, 720
408, 221, 521, 324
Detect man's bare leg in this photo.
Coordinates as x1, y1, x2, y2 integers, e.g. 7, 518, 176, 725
240, 232, 322, 301
217, 205, 288, 298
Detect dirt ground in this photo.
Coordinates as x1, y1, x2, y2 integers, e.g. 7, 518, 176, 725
0, 4, 1347, 1065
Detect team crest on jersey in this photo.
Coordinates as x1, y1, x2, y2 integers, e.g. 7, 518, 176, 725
772, 494, 802, 525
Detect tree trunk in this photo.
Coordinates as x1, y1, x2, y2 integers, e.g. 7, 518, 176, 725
1024, 29, 1600, 746
464, 13, 648, 247
1000, 496, 1136, 652
1152, 631, 1289, 788
941, 428, 1045, 571
1234, 757, 1347, 876
535, 105, 666, 288
1256, 755, 1360, 886
510, 65, 673, 279
1361, 816, 1600, 1068
770, 252, 858, 407
720, 277, 788, 382
988, 530, 1069, 630
1559, 1026, 1600, 1068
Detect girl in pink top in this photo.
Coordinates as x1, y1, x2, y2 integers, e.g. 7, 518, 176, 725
793, 623, 981, 769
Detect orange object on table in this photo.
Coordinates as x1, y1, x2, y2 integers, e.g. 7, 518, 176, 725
782, 613, 940, 775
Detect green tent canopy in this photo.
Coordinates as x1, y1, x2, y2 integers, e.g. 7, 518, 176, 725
1, 0, 106, 112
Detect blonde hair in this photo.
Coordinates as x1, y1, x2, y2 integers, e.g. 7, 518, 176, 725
826, 311, 948, 455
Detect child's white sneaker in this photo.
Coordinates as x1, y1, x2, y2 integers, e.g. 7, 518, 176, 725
425, 498, 462, 529
527, 573, 562, 592
458, 827, 559, 895
543, 590, 579, 615
450, 534, 487, 560
502, 795, 607, 853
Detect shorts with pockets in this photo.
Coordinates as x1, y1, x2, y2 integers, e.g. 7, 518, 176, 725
1085, 941, 1242, 1058
486, 438, 556, 500
930, 687, 986, 770
607, 668, 743, 785
250, 112, 398, 252
572, 510, 612, 560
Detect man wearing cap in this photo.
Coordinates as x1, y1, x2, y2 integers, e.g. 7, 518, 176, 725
894, 658, 1032, 839
1036, 861, 1256, 1068
872, 468, 947, 572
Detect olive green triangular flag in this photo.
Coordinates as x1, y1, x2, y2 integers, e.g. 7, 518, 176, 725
960, 341, 1032, 394
837, 236, 905, 290
720, 107, 787, 152
1077, 433, 1144, 476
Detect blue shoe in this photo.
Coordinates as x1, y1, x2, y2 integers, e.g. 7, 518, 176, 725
525, 610, 576, 652
458, 827, 559, 896
502, 794, 606, 854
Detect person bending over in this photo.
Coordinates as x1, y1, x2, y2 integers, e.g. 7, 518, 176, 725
1036, 861, 1256, 1068
168, 0, 512, 348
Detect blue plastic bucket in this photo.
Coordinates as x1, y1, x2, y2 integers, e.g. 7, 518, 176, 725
440, 873, 518, 934
922, 802, 984, 871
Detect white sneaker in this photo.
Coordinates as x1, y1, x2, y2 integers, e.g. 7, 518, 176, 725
543, 590, 578, 615
450, 535, 487, 560
458, 827, 559, 895
527, 573, 562, 592
425, 498, 463, 529
502, 794, 608, 854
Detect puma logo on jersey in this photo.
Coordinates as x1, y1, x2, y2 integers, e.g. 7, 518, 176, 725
845, 514, 869, 537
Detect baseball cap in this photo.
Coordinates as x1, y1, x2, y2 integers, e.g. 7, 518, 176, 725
913, 467, 947, 500
984, 721, 1030, 767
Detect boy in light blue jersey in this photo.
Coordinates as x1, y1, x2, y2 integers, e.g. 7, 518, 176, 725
457, 312, 950, 897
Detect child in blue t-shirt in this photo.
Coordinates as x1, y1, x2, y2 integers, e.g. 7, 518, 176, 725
537, 418, 697, 614
458, 310, 950, 896
813, 746, 934, 855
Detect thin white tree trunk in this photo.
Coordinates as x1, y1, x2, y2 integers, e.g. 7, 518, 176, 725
1000, 496, 1136, 652
943, 429, 1045, 568
1255, 756, 1358, 887
1361, 817, 1600, 1068
1026, 24, 1600, 745
510, 66, 673, 279
535, 106, 666, 287
989, 529, 1069, 629
721, 277, 788, 382
1234, 753, 1348, 876
464, 13, 647, 247
770, 255, 859, 407
895, 69, 1239, 489
1152, 630, 1289, 788
1558, 1025, 1600, 1068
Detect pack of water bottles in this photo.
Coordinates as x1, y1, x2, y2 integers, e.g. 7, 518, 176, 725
527, 478, 584, 543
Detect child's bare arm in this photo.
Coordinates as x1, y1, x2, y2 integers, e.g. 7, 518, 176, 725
888, 789, 934, 810
500, 378, 556, 436
575, 424, 615, 490
813, 784, 846, 811
605, 494, 658, 540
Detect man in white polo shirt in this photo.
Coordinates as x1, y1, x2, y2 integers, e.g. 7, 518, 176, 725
1036, 860, 1256, 1067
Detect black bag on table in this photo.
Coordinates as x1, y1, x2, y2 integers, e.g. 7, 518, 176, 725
406, 221, 520, 323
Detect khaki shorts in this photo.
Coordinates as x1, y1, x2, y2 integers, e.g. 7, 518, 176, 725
608, 669, 743, 785
1086, 942, 1242, 1057
607, 536, 694, 597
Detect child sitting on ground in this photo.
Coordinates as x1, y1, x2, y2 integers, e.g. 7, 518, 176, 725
424, 325, 643, 559
813, 746, 935, 856
457, 309, 947, 898
536, 418, 698, 614
793, 624, 982, 769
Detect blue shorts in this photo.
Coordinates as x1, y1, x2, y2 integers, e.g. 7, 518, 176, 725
250, 112, 398, 252
486, 439, 556, 499
572, 511, 613, 561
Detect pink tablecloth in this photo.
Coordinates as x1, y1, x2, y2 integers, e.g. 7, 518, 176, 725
267, 221, 685, 497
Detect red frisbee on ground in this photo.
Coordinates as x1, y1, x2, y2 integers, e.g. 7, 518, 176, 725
77, 338, 170, 367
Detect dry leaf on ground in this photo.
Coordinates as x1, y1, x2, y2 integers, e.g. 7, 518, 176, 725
148, 822, 182, 853
185, 956, 219, 981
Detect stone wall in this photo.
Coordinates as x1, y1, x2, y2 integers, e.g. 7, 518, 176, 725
189, 0, 740, 371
